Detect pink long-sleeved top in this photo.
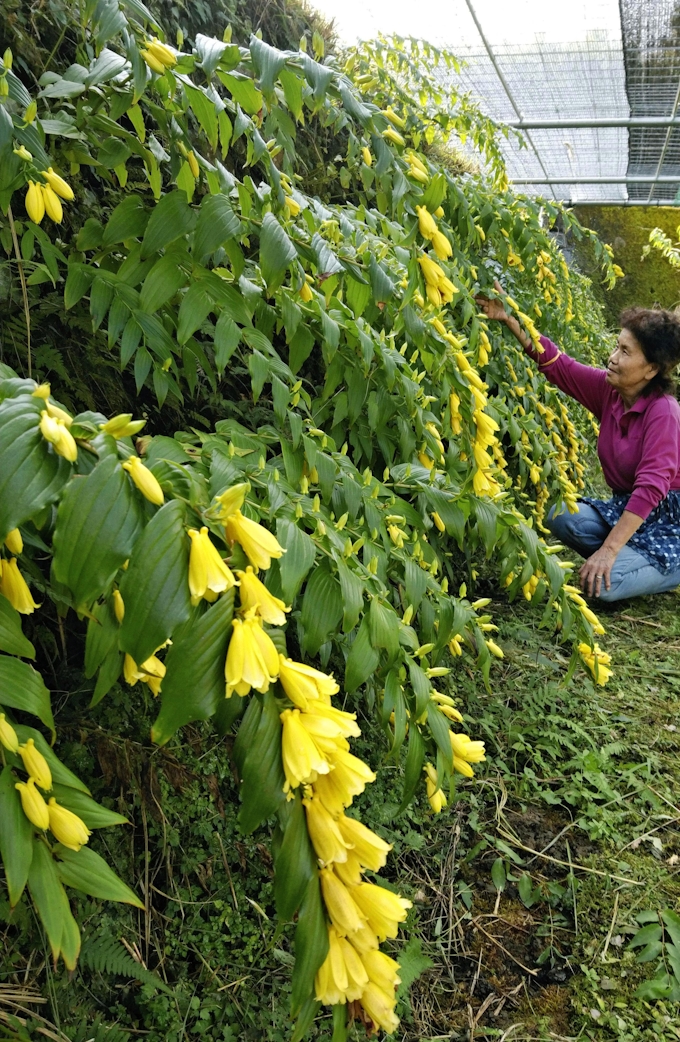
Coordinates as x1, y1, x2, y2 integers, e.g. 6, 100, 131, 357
528, 336, 680, 520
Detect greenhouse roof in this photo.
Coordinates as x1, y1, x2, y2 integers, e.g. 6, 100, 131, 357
314, 0, 680, 206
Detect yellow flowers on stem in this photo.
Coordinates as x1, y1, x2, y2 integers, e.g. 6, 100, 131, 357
141, 37, 177, 74
0, 558, 40, 613
47, 798, 91, 850
225, 612, 278, 697
224, 510, 285, 571
578, 642, 612, 685
0, 713, 19, 753
39, 411, 77, 462
121, 455, 164, 505
187, 527, 236, 601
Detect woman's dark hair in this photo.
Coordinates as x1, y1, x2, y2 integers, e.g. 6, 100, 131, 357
620, 307, 680, 395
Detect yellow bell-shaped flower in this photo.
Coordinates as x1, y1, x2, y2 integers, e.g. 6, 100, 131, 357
100, 414, 146, 438
0, 713, 19, 753
360, 982, 400, 1034
314, 926, 349, 1005
278, 655, 339, 709
336, 816, 392, 872
319, 867, 366, 936
424, 762, 447, 813
224, 510, 285, 571
212, 483, 249, 519
225, 614, 278, 697
304, 796, 351, 865
279, 708, 331, 789
431, 230, 452, 260
18, 738, 52, 790
0, 558, 40, 614
361, 949, 401, 994
47, 798, 91, 851
39, 411, 77, 462
16, 777, 50, 830
351, 882, 412, 941
416, 205, 438, 240
25, 181, 45, 224
41, 183, 63, 223
188, 527, 236, 600
41, 167, 74, 201
121, 456, 164, 505
237, 566, 288, 624
312, 749, 375, 815
4, 528, 23, 554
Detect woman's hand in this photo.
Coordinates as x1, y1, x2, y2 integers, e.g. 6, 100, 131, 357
580, 545, 618, 598
475, 279, 507, 323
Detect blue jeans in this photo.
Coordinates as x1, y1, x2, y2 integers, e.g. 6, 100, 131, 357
546, 503, 680, 602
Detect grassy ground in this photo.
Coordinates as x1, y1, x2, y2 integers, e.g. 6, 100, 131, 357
392, 591, 680, 1042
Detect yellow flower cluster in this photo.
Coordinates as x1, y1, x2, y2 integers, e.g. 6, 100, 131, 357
578, 642, 612, 685
0, 555, 39, 614
0, 734, 91, 851
416, 205, 452, 262
39, 410, 77, 462
140, 37, 177, 75
25, 168, 73, 224
405, 150, 428, 184
418, 255, 456, 308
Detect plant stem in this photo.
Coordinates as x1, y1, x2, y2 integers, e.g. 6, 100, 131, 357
7, 205, 31, 377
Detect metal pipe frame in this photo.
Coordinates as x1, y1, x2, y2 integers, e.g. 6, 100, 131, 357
462, 0, 557, 200
567, 200, 680, 207
511, 175, 680, 184
646, 80, 680, 202
506, 117, 680, 129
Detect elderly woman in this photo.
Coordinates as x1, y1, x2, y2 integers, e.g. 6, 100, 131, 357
477, 284, 680, 601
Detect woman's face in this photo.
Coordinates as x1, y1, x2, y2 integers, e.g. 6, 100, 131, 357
606, 329, 659, 401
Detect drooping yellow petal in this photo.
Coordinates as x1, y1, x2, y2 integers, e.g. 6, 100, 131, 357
319, 867, 366, 936
416, 205, 438, 240
237, 566, 289, 624
15, 778, 49, 830
18, 738, 52, 790
121, 456, 164, 505
41, 166, 74, 201
212, 483, 249, 519
0, 558, 40, 613
225, 619, 250, 697
361, 949, 401, 994
315, 926, 349, 1005
47, 798, 91, 851
360, 981, 400, 1034
0, 713, 19, 753
42, 183, 63, 223
304, 796, 350, 864
187, 527, 236, 599
313, 749, 376, 815
351, 882, 412, 941
25, 181, 45, 224
280, 708, 331, 789
39, 411, 77, 462
336, 816, 392, 872
4, 528, 23, 554
224, 510, 285, 571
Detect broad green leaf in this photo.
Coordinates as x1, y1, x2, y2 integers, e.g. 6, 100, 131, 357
630, 923, 663, 948
151, 591, 234, 745
194, 32, 228, 76
280, 67, 303, 122
336, 558, 363, 633
49, 783, 128, 828
0, 656, 54, 739
14, 726, 89, 793
52, 457, 144, 609
274, 795, 316, 921
491, 857, 506, 892
101, 195, 149, 248
184, 83, 219, 149
90, 650, 123, 708
661, 909, 680, 949
260, 212, 296, 290
369, 598, 400, 660
218, 72, 263, 114
276, 519, 315, 603
64, 262, 95, 309
398, 723, 425, 812
27, 839, 65, 957
0, 396, 71, 544
139, 248, 189, 313
84, 597, 119, 678
0, 765, 34, 905
345, 615, 380, 694
300, 561, 343, 656
291, 875, 328, 1015
193, 195, 241, 264
249, 36, 287, 93
214, 312, 241, 373
55, 845, 144, 907
177, 282, 214, 345
140, 191, 196, 260
119, 500, 191, 665
0, 595, 35, 657
427, 702, 454, 771
237, 691, 286, 834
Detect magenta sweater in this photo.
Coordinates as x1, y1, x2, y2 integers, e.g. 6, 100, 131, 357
528, 336, 680, 520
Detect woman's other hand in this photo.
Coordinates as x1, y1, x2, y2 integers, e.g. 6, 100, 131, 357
475, 279, 507, 323
580, 545, 617, 598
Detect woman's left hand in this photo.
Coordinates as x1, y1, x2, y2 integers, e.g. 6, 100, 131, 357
580, 546, 618, 597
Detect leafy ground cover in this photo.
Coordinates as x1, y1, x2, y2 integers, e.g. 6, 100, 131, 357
3, 585, 680, 1042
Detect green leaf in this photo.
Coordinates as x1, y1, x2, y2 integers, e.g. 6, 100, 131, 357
336, 558, 363, 633
0, 656, 54, 739
90, 650, 123, 708
290, 875, 328, 1015
102, 195, 149, 248
345, 615, 380, 694
399, 723, 425, 812
661, 909, 680, 949
491, 857, 506, 892
219, 72, 263, 115
151, 591, 235, 745
28, 838, 80, 968
119, 500, 191, 665
0, 765, 34, 905
630, 923, 663, 948
274, 795, 316, 921
49, 783, 128, 829
177, 282, 214, 345
55, 845, 144, 907
193, 195, 241, 264
249, 36, 287, 93
13, 726, 89, 793
369, 598, 399, 661
301, 561, 343, 656
237, 691, 286, 834
260, 212, 296, 291
0, 396, 71, 543
140, 191, 196, 260
84, 598, 119, 678
64, 262, 95, 309
184, 84, 219, 149
0, 595, 35, 657
140, 248, 189, 313
427, 702, 453, 771
276, 519, 315, 603
52, 457, 144, 609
